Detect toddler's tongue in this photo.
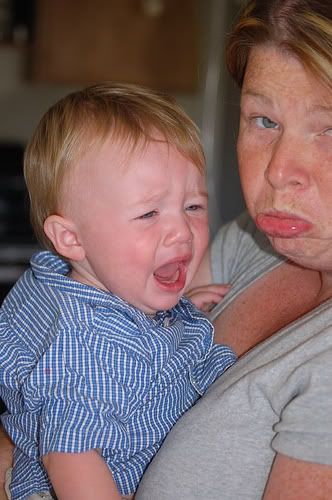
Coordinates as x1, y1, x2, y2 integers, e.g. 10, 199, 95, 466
154, 262, 180, 283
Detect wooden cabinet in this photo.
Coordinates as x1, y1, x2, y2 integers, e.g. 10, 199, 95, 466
31, 0, 199, 91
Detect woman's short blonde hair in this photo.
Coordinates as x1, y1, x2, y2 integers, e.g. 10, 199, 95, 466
226, 0, 332, 89
24, 82, 205, 250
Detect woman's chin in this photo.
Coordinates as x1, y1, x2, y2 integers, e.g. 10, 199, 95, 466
269, 236, 328, 270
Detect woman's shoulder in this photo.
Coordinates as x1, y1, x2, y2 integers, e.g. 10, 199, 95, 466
212, 211, 271, 256
210, 211, 282, 284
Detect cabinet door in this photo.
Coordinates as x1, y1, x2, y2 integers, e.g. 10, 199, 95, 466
32, 0, 199, 91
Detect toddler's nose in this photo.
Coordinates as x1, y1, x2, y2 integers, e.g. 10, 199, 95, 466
164, 215, 193, 247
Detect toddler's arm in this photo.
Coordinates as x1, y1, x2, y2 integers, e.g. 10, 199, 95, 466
0, 425, 13, 500
43, 449, 122, 500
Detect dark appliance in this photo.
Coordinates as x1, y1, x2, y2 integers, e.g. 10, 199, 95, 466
0, 142, 38, 302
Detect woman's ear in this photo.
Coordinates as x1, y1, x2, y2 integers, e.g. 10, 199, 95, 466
43, 215, 85, 261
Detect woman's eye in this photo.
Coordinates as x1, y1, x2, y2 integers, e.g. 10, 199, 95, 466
138, 210, 158, 219
323, 128, 332, 136
255, 116, 278, 129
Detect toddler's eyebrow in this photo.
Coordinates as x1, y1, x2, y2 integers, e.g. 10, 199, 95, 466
195, 190, 208, 200
133, 191, 166, 205
131, 189, 208, 207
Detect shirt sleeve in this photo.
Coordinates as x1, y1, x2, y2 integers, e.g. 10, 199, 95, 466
0, 319, 35, 406
24, 324, 151, 456
272, 347, 332, 465
190, 343, 236, 395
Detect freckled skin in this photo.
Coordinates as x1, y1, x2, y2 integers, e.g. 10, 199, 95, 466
238, 46, 332, 274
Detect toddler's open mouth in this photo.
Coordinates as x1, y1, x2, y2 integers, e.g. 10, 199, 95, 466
154, 261, 182, 284
153, 258, 190, 291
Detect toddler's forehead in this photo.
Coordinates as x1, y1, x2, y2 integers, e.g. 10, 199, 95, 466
67, 132, 159, 182
64, 128, 190, 202
93, 130, 173, 164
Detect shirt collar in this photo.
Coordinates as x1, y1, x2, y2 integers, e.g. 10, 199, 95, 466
30, 251, 195, 329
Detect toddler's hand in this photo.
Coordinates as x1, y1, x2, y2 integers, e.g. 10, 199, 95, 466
185, 284, 231, 313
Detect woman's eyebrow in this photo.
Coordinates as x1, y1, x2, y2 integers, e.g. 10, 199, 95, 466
241, 90, 273, 105
308, 103, 332, 114
242, 91, 332, 115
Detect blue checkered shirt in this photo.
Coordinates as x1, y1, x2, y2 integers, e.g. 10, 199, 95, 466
0, 251, 236, 499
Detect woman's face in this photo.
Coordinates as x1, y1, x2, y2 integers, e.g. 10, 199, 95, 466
238, 45, 332, 271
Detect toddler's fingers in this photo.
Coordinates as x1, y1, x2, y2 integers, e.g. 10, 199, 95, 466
186, 284, 231, 301
187, 290, 228, 311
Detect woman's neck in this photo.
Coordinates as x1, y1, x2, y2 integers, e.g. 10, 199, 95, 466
315, 271, 332, 305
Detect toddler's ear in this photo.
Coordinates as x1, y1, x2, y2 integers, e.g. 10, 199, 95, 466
43, 215, 85, 261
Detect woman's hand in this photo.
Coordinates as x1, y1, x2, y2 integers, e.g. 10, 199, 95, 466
186, 283, 231, 312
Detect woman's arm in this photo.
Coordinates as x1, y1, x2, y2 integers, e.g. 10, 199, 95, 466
263, 453, 332, 499
43, 449, 122, 500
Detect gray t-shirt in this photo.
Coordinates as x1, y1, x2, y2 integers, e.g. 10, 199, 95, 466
136, 212, 332, 499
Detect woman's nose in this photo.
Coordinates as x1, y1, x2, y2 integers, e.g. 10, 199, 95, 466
164, 215, 193, 247
265, 135, 310, 190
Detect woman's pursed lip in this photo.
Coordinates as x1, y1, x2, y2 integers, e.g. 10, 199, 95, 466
255, 211, 313, 238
